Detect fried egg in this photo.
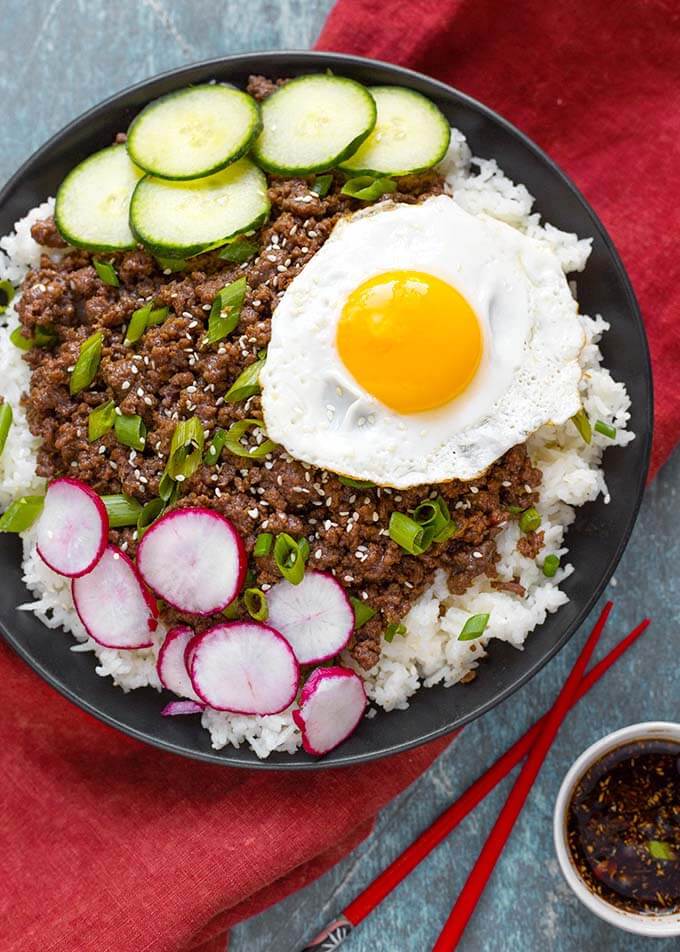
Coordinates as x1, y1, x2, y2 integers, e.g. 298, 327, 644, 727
261, 195, 585, 487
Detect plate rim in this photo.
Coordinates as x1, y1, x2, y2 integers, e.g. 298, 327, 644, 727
0, 49, 653, 770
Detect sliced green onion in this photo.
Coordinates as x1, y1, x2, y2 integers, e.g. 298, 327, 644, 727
222, 598, 241, 619
244, 587, 268, 621
166, 416, 204, 480
223, 418, 276, 459
341, 176, 397, 201
147, 305, 169, 326
93, 259, 119, 287
224, 354, 266, 403
350, 595, 376, 629
647, 840, 676, 861
312, 174, 333, 197
273, 532, 308, 585
388, 511, 428, 555
507, 505, 524, 515
156, 256, 188, 272
542, 554, 560, 578
519, 507, 541, 533
10, 326, 33, 351
384, 622, 406, 643
218, 238, 259, 263
0, 279, 16, 315
206, 276, 247, 345
158, 471, 178, 504
413, 495, 457, 543
0, 495, 44, 532
339, 475, 375, 489
88, 400, 116, 441
10, 323, 57, 351
124, 302, 152, 345
114, 412, 146, 451
253, 532, 273, 557
0, 402, 12, 457
298, 537, 310, 562
594, 419, 617, 440
102, 493, 142, 528
571, 408, 592, 444
137, 497, 164, 538
70, 331, 103, 395
203, 428, 227, 466
458, 613, 490, 641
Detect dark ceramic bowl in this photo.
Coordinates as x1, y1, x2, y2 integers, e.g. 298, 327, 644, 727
0, 51, 652, 768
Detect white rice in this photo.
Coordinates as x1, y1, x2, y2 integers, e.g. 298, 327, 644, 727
0, 130, 633, 757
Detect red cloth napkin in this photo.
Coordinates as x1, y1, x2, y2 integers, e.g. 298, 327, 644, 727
3, 4, 679, 952
318, 0, 680, 479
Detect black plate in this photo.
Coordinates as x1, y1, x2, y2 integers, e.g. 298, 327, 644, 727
0, 51, 652, 769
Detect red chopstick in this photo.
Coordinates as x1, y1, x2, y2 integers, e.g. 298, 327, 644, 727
299, 605, 650, 951
431, 600, 612, 950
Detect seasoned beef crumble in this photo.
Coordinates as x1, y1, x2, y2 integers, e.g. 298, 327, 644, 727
17, 76, 542, 670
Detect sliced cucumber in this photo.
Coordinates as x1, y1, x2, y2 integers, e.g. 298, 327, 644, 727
252, 74, 377, 175
55, 144, 143, 252
339, 86, 451, 177
127, 84, 261, 180
129, 158, 270, 257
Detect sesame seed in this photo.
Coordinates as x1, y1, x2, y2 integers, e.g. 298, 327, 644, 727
473, 551, 483, 559
98, 445, 106, 455
137, 387, 144, 397
131, 364, 139, 374
248, 508, 258, 518
122, 381, 131, 391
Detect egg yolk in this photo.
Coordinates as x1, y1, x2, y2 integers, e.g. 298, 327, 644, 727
337, 270, 482, 414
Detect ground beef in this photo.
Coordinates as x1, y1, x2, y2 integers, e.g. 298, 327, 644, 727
30, 216, 67, 249
18, 99, 543, 670
517, 530, 545, 559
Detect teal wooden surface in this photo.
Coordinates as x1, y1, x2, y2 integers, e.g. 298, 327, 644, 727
2, 3, 676, 950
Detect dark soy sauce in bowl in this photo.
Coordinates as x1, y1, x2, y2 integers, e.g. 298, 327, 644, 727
567, 738, 680, 916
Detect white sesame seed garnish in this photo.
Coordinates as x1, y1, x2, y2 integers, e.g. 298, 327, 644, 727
473, 551, 483, 559
248, 508, 258, 518
121, 381, 131, 391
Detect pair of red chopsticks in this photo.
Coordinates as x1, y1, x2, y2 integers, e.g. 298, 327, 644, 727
299, 602, 651, 951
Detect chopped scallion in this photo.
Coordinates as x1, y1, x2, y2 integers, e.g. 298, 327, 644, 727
0, 402, 12, 457
350, 595, 376, 629
519, 507, 541, 533
147, 305, 169, 326
0, 495, 44, 532
10, 323, 57, 351
413, 495, 457, 543
594, 419, 617, 439
93, 259, 119, 287
218, 238, 259, 263
88, 400, 116, 441
339, 475, 375, 489
102, 493, 142, 528
388, 511, 428, 555
206, 276, 247, 345
156, 256, 188, 272
542, 554, 560, 578
312, 174, 333, 197
203, 428, 227, 466
137, 497, 164, 538
244, 587, 268, 621
571, 408, 592, 444
158, 472, 178, 504
223, 418, 276, 459
124, 303, 152, 345
384, 622, 406, 643
341, 176, 397, 201
253, 532, 273, 557
647, 840, 676, 861
224, 354, 266, 402
114, 412, 146, 451
458, 613, 490, 641
166, 416, 204, 479
222, 598, 241, 620
273, 532, 308, 585
9, 326, 33, 351
0, 279, 16, 315
70, 331, 103, 395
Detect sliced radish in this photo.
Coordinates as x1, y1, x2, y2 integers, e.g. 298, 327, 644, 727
266, 571, 354, 664
161, 699, 204, 716
72, 545, 158, 649
189, 621, 299, 714
37, 477, 108, 578
136, 507, 246, 615
293, 666, 367, 756
157, 625, 202, 702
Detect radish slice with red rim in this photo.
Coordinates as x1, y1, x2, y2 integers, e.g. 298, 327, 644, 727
37, 477, 108, 578
266, 570, 354, 664
72, 544, 158, 649
157, 625, 202, 702
161, 699, 204, 716
189, 621, 299, 714
293, 666, 367, 756
136, 507, 246, 615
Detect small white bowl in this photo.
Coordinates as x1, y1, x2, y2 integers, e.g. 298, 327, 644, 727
554, 721, 680, 938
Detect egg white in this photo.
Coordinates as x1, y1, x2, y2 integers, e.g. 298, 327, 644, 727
261, 195, 585, 488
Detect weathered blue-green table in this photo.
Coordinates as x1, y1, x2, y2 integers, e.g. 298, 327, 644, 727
3, 3, 676, 950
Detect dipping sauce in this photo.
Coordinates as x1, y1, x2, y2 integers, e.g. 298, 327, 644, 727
566, 738, 680, 916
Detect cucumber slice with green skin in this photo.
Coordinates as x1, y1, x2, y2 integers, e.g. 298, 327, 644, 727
252, 74, 377, 175
129, 158, 270, 258
55, 144, 143, 252
339, 86, 451, 177
126, 84, 262, 181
